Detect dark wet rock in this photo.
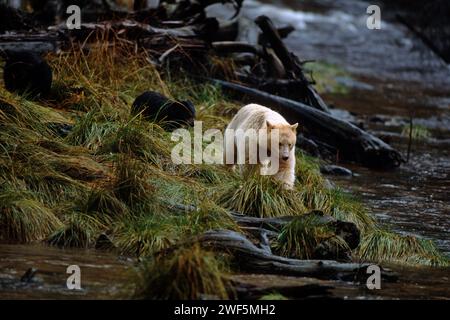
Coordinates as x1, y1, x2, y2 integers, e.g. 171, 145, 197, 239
131, 91, 196, 130
47, 122, 73, 138
368, 114, 408, 127
369, 115, 387, 124
335, 220, 360, 250
296, 133, 320, 157
3, 51, 52, 97
20, 268, 38, 283
312, 217, 359, 261
320, 164, 353, 176
0, 4, 34, 32
95, 233, 116, 251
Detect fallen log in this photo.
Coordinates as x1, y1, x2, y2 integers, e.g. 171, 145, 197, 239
212, 41, 265, 57
167, 202, 360, 261
57, 19, 201, 40
275, 25, 295, 39
213, 21, 239, 42
235, 73, 326, 101
231, 210, 360, 251
208, 78, 405, 168
0, 33, 61, 53
255, 15, 330, 113
168, 0, 244, 21
199, 230, 397, 282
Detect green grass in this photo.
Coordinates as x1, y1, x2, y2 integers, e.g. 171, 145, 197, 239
259, 292, 288, 300
112, 155, 157, 208
305, 61, 350, 94
401, 123, 432, 141
65, 107, 120, 150
113, 214, 180, 257
134, 244, 233, 299
48, 211, 105, 248
99, 120, 172, 166
357, 228, 448, 267
219, 169, 307, 218
276, 214, 349, 260
0, 184, 62, 242
81, 188, 130, 218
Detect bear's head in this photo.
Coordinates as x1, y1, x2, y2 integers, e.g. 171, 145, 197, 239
266, 120, 298, 162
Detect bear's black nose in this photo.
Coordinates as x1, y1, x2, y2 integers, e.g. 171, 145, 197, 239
282, 156, 289, 161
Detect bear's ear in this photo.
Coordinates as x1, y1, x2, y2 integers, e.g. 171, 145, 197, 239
291, 123, 298, 131
266, 120, 274, 129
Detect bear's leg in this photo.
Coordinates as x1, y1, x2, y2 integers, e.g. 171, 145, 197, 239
274, 155, 296, 189
274, 169, 295, 189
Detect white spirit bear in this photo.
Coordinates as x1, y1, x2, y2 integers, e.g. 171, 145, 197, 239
224, 104, 298, 189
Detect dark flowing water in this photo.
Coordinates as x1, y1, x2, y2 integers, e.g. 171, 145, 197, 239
0, 244, 134, 299
1, 0, 449, 299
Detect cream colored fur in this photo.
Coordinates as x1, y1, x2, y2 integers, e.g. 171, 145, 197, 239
224, 104, 298, 189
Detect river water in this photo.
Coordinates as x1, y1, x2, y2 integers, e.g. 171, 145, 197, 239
1, 0, 449, 299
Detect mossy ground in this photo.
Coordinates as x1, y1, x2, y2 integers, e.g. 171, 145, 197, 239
0, 40, 447, 299
304, 61, 350, 95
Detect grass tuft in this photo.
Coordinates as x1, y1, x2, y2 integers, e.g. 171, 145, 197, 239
135, 244, 233, 299
0, 187, 62, 243
48, 212, 106, 248
259, 292, 288, 300
219, 170, 307, 218
100, 120, 171, 166
82, 188, 130, 218
113, 155, 156, 208
357, 229, 449, 267
276, 214, 349, 260
113, 214, 178, 257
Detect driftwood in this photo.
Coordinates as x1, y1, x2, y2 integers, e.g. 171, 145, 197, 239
0, 33, 61, 54
209, 78, 405, 168
212, 41, 265, 57
168, 202, 360, 262
213, 21, 239, 42
231, 211, 360, 251
57, 20, 200, 40
168, 0, 244, 21
199, 230, 397, 282
214, 22, 293, 51
208, 16, 330, 112
255, 16, 329, 113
